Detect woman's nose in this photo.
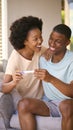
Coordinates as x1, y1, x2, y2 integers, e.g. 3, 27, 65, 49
38, 38, 43, 43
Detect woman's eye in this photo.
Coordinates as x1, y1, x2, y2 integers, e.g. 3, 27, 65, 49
33, 38, 38, 41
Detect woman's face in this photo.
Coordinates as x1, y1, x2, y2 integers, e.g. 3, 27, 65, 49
24, 28, 43, 52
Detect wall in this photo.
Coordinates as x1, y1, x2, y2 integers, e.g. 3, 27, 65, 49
7, 0, 61, 57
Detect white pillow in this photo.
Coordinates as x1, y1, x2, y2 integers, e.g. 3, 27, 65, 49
10, 113, 21, 129
10, 113, 61, 130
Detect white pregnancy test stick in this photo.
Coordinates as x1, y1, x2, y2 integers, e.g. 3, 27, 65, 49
20, 70, 34, 74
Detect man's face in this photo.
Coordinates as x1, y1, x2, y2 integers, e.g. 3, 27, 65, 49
48, 31, 70, 55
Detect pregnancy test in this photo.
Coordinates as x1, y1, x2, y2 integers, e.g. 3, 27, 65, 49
20, 70, 34, 74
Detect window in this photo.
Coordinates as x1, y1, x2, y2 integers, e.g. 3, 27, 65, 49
0, 0, 8, 71
0, 0, 2, 63
2, 0, 8, 62
61, 0, 65, 24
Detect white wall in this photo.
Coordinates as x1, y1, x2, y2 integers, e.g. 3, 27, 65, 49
7, 0, 61, 57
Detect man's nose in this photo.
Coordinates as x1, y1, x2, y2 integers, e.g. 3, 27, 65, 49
50, 40, 56, 47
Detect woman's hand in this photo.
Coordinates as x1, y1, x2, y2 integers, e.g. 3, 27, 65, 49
42, 48, 53, 60
12, 71, 23, 85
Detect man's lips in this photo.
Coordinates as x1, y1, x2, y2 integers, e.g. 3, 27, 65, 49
49, 47, 55, 51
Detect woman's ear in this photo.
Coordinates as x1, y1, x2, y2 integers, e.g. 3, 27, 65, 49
24, 39, 28, 45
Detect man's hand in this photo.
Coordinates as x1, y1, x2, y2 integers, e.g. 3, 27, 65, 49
34, 69, 52, 82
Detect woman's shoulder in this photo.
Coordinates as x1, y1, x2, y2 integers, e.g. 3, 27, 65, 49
11, 49, 18, 55
9, 49, 19, 58
7, 49, 20, 64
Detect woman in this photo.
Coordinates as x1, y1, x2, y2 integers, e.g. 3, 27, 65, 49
2, 16, 46, 109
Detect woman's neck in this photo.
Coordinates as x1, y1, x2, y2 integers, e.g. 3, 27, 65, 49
18, 48, 34, 60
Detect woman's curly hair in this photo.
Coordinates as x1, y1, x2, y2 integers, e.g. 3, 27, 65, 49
9, 16, 43, 50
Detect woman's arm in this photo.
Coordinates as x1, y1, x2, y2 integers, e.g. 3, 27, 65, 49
2, 72, 23, 93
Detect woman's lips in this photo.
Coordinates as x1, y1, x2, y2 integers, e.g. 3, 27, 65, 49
37, 45, 42, 48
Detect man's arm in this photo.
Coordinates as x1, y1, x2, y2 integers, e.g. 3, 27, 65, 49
34, 69, 73, 98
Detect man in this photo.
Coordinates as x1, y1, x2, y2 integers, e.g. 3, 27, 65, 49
17, 24, 73, 130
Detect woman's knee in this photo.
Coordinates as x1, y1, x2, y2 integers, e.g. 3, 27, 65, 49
59, 99, 73, 118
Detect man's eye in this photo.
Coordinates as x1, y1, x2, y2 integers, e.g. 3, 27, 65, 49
55, 40, 63, 44
49, 38, 53, 41
56, 41, 62, 43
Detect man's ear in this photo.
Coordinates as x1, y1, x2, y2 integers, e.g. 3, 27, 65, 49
66, 39, 71, 46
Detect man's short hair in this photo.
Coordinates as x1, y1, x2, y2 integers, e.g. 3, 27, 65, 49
53, 24, 72, 39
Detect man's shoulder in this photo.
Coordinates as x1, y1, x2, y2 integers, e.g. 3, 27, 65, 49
67, 50, 73, 59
